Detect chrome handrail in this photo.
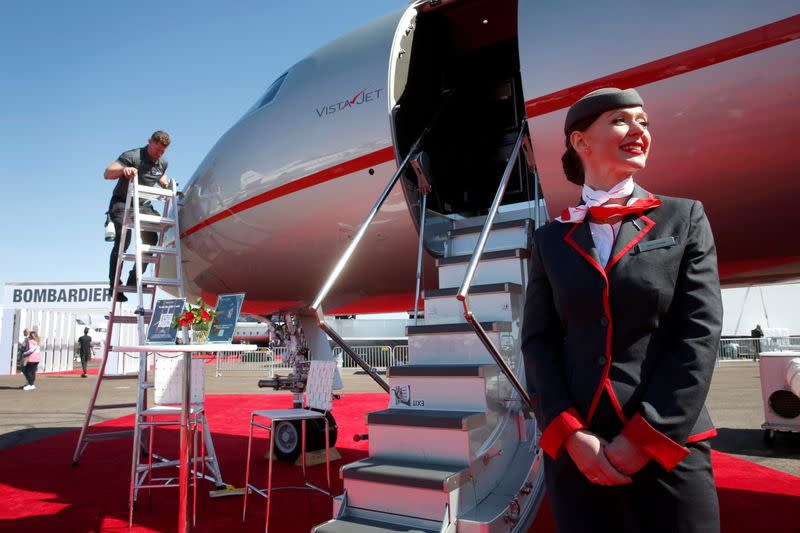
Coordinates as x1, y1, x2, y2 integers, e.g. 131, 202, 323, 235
456, 123, 535, 411
310, 125, 434, 393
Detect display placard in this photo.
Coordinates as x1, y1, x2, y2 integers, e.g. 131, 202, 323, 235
207, 293, 245, 343
146, 298, 186, 344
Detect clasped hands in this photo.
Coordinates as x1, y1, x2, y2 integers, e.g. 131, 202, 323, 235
564, 430, 650, 485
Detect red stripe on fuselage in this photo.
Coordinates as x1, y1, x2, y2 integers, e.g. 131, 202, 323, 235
183, 16, 799, 238
181, 146, 396, 238
524, 14, 800, 118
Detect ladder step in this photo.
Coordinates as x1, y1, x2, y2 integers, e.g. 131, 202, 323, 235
137, 184, 175, 200
121, 253, 158, 263
84, 429, 135, 441
139, 244, 178, 255
135, 213, 177, 226
102, 374, 139, 380
141, 276, 182, 286
116, 285, 157, 294
94, 403, 137, 410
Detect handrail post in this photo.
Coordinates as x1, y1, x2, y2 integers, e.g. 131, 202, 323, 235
413, 192, 428, 325
455, 124, 536, 412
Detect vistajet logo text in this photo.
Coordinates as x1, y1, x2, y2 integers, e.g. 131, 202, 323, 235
316, 88, 382, 118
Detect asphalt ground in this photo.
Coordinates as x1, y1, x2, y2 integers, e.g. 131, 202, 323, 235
1, 359, 798, 476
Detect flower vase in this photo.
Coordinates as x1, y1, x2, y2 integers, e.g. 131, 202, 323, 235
191, 328, 208, 345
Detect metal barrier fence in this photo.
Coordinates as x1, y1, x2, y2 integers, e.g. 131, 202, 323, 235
718, 337, 800, 361
214, 345, 409, 376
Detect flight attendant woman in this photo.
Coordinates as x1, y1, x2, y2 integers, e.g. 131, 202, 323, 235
522, 88, 722, 532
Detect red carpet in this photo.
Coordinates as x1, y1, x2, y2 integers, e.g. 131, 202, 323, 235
0, 393, 798, 532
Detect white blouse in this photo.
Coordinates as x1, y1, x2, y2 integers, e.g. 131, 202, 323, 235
582, 178, 637, 268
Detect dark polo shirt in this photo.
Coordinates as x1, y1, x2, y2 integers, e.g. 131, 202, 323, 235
110, 147, 168, 204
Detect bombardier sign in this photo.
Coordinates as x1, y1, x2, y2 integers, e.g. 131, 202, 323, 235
4, 282, 113, 310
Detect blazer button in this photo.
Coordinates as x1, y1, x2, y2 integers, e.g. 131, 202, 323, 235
596, 356, 607, 366
600, 316, 609, 327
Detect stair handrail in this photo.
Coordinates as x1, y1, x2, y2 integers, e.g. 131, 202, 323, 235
309, 122, 436, 393
456, 122, 535, 411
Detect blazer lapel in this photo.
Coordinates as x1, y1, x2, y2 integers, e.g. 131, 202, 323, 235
564, 220, 604, 275
606, 185, 657, 272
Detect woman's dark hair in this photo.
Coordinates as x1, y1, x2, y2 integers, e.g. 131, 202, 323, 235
561, 113, 603, 186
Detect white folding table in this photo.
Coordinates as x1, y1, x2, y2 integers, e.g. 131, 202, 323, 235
114, 343, 257, 532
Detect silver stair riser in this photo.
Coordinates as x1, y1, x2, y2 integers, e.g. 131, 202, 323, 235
388, 376, 494, 411
424, 291, 522, 325
438, 257, 528, 289
408, 330, 516, 365
368, 423, 494, 466
448, 228, 528, 258
345, 479, 476, 522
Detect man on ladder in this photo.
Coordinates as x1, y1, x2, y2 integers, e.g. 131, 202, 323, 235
104, 130, 172, 302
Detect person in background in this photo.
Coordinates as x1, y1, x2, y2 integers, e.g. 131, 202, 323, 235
104, 130, 173, 302
77, 327, 93, 378
21, 331, 41, 391
17, 328, 29, 370
751, 324, 765, 359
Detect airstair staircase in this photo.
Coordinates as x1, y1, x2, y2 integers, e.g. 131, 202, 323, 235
314, 216, 544, 533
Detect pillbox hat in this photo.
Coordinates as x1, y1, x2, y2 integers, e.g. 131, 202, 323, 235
564, 88, 644, 134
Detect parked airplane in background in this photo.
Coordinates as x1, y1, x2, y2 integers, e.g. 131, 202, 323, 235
162, 1, 799, 530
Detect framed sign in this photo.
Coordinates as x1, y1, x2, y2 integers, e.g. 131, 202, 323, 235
146, 298, 186, 344
207, 293, 245, 343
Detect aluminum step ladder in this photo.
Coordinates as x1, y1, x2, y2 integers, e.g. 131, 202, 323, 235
71, 179, 226, 500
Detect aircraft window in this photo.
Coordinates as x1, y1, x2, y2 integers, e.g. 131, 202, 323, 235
250, 72, 288, 113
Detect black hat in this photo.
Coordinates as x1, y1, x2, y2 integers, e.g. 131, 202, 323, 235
564, 88, 644, 134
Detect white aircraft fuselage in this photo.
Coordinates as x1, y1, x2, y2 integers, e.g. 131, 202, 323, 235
178, 0, 800, 315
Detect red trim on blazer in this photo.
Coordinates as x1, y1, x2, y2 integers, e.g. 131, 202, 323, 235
604, 379, 628, 423
686, 428, 718, 443
563, 203, 659, 426
621, 413, 690, 471
605, 214, 656, 272
540, 408, 587, 460
564, 224, 612, 423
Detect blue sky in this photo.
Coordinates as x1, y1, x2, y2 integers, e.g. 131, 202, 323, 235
0, 0, 408, 298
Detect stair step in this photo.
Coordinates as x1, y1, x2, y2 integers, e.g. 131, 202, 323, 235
436, 248, 530, 267
424, 282, 521, 299
406, 322, 511, 336
387, 364, 497, 378
447, 218, 532, 238
342, 458, 470, 492
367, 409, 485, 430
314, 516, 438, 533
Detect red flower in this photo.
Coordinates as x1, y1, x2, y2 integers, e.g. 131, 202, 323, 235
200, 308, 210, 320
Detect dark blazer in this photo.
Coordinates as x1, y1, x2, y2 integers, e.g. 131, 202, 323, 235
522, 185, 722, 471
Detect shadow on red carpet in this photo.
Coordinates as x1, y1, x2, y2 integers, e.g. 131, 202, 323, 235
0, 393, 797, 532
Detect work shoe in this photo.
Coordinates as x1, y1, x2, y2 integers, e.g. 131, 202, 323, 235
116, 292, 128, 302
81, 374, 88, 378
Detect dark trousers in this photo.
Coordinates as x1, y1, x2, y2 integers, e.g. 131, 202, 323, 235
108, 201, 159, 287
80, 353, 90, 374
545, 439, 719, 533
23, 362, 39, 385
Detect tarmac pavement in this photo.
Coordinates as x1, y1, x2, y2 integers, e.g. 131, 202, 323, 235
0, 359, 797, 476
